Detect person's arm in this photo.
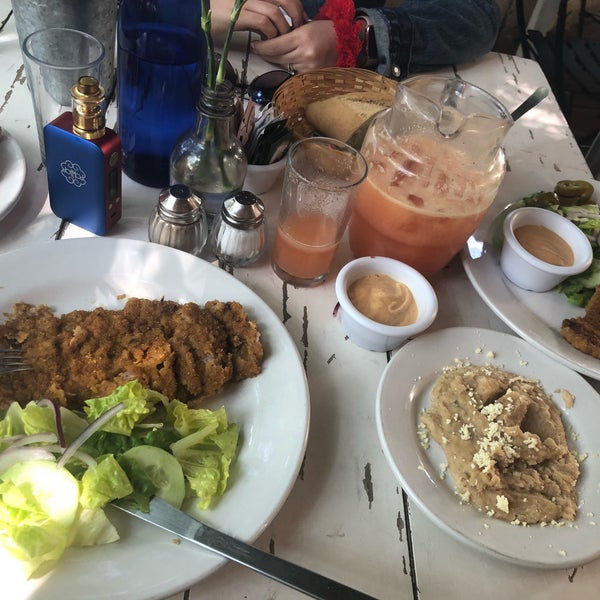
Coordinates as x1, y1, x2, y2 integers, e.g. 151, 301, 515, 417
251, 0, 501, 77
356, 1, 501, 78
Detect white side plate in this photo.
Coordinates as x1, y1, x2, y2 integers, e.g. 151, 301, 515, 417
461, 179, 600, 380
377, 327, 600, 569
0, 128, 27, 221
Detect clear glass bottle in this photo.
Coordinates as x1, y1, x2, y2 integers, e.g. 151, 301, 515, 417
169, 81, 247, 221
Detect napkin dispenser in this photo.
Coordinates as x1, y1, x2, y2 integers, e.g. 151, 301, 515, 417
44, 76, 122, 235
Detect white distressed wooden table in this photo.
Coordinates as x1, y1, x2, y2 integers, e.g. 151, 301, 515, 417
1, 4, 599, 599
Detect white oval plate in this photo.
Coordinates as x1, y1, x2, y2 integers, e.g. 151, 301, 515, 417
461, 179, 600, 380
0, 128, 26, 221
376, 327, 600, 569
0, 238, 309, 600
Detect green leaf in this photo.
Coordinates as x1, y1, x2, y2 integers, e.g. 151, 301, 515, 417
0, 460, 80, 576
83, 381, 167, 435
80, 455, 134, 509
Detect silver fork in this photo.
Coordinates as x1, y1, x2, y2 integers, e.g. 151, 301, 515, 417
0, 348, 32, 373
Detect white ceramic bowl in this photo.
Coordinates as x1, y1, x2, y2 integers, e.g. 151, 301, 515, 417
335, 256, 438, 352
500, 206, 593, 292
244, 155, 287, 195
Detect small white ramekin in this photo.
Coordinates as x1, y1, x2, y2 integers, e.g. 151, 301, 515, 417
500, 206, 593, 292
335, 256, 438, 352
244, 155, 287, 196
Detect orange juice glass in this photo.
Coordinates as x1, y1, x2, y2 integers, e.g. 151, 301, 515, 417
272, 137, 367, 286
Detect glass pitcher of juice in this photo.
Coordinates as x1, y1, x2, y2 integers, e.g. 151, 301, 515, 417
348, 75, 512, 278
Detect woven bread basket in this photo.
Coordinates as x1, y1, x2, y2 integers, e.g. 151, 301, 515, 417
273, 67, 397, 141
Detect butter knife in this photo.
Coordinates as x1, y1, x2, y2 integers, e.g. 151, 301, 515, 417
113, 497, 376, 600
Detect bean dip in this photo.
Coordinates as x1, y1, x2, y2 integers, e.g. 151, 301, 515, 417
420, 364, 580, 524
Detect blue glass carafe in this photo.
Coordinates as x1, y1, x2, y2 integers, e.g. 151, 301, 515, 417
117, 0, 206, 188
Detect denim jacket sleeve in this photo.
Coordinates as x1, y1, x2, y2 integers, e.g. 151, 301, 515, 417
302, 1, 501, 79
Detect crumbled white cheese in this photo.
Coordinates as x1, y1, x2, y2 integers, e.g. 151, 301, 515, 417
459, 423, 473, 440
523, 436, 539, 449
496, 494, 510, 513
417, 423, 430, 449
439, 463, 448, 480
481, 402, 504, 420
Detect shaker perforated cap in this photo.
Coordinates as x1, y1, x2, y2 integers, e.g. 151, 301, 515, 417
157, 184, 205, 224
221, 191, 264, 229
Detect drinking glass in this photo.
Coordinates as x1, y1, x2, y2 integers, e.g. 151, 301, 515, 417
22, 27, 104, 162
272, 137, 367, 287
11, 0, 117, 98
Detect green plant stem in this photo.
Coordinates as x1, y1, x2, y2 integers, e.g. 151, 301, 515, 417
201, 0, 216, 88
216, 0, 247, 86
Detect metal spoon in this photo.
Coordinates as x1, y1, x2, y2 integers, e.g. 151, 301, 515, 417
510, 86, 549, 121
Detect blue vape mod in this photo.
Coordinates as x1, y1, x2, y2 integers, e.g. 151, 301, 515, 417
44, 77, 122, 235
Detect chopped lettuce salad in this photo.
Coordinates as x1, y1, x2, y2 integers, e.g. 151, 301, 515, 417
520, 180, 600, 306
0, 381, 239, 577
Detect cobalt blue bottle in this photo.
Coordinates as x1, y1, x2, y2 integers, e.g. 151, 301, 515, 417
117, 0, 206, 188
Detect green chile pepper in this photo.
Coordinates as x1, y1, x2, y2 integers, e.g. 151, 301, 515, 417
554, 180, 595, 206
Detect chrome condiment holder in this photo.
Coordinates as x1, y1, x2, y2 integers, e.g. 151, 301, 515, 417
208, 191, 266, 267
148, 184, 208, 256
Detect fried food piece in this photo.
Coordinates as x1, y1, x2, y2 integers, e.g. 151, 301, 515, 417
204, 300, 263, 381
561, 286, 600, 359
0, 298, 263, 409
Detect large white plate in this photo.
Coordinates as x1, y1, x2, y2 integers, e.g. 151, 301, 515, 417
0, 128, 26, 221
461, 179, 600, 380
0, 238, 309, 600
376, 327, 600, 569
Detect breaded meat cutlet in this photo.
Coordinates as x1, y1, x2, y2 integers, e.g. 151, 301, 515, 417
0, 298, 263, 409
561, 286, 600, 359
205, 300, 263, 381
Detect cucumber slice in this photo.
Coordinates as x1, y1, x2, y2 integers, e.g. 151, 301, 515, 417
120, 445, 185, 508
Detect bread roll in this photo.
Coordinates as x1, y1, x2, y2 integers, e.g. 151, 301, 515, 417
305, 92, 391, 143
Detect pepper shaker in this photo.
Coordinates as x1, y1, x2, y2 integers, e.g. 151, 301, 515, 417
148, 184, 208, 256
209, 191, 266, 267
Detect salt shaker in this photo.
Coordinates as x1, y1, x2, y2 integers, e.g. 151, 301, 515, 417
148, 184, 208, 256
209, 191, 266, 267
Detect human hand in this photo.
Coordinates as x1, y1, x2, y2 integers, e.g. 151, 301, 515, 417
251, 20, 338, 72
210, 0, 308, 39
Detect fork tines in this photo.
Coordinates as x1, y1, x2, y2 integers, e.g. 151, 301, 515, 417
0, 348, 32, 374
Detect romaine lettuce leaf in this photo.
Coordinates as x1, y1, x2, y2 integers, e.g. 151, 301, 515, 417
70, 507, 120, 547
83, 380, 167, 435
173, 423, 239, 509
0, 460, 80, 577
0, 402, 26, 441
80, 454, 134, 509
169, 400, 228, 437
557, 258, 600, 306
